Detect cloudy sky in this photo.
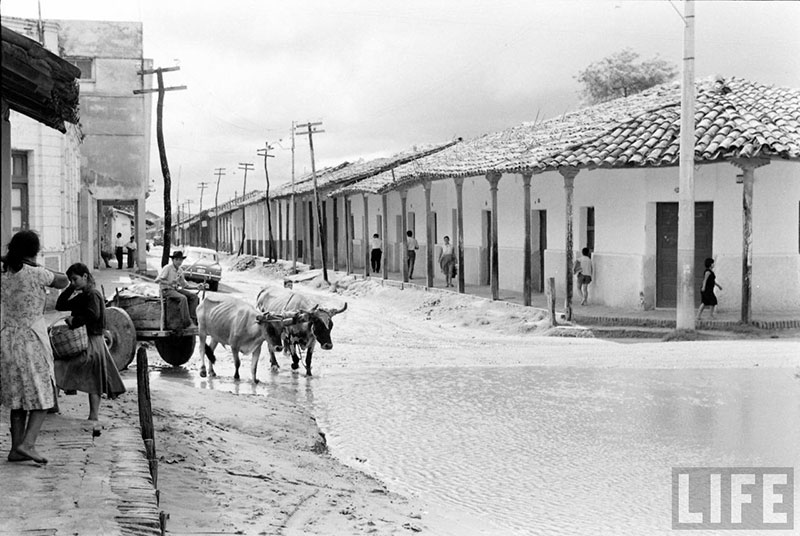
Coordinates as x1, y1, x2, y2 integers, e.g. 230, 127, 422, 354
3, 0, 799, 216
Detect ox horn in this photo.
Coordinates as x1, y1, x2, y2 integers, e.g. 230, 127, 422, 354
331, 302, 348, 316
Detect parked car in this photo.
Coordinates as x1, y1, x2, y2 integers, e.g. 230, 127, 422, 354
181, 246, 222, 291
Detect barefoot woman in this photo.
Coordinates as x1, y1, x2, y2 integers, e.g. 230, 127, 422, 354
1, 230, 69, 463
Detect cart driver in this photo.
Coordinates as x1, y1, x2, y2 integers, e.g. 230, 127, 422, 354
155, 250, 200, 329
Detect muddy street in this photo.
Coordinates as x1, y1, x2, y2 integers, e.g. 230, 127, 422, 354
131, 262, 799, 535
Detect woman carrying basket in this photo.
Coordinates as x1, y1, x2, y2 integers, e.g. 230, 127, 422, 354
55, 263, 126, 424
1, 230, 69, 464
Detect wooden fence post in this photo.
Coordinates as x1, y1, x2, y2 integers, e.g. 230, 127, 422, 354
136, 346, 157, 487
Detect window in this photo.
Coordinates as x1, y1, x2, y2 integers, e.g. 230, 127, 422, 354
11, 151, 29, 232
586, 206, 595, 251
67, 57, 94, 80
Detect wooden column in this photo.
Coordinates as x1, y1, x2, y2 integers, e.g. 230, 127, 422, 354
345, 196, 353, 274
1, 101, 12, 249
362, 194, 370, 277
560, 168, 579, 321
454, 177, 465, 293
424, 182, 434, 288
381, 193, 389, 280
400, 188, 409, 282
332, 197, 339, 270
522, 172, 533, 306
486, 172, 501, 300
277, 202, 283, 260
307, 200, 315, 269
733, 158, 769, 324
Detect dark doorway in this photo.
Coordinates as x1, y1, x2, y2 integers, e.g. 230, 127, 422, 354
656, 202, 714, 307
482, 209, 492, 285
532, 210, 547, 292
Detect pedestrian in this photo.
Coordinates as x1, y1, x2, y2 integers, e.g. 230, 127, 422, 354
1, 230, 70, 464
438, 235, 456, 287
696, 257, 722, 321
55, 263, 126, 424
574, 247, 594, 305
99, 237, 112, 268
155, 250, 200, 330
125, 235, 137, 269
406, 230, 418, 279
370, 233, 383, 274
114, 232, 125, 269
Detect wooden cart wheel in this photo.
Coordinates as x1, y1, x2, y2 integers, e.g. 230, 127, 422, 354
104, 306, 137, 371
155, 335, 196, 367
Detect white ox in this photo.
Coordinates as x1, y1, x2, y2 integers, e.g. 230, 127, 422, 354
256, 286, 347, 376
197, 293, 298, 383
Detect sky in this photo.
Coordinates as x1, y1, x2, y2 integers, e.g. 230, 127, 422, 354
2, 0, 799, 217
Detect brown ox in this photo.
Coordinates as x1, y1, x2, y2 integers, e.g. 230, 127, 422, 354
256, 286, 347, 376
197, 293, 298, 383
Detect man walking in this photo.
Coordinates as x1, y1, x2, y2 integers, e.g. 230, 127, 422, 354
114, 232, 125, 269
406, 230, 418, 279
370, 233, 383, 274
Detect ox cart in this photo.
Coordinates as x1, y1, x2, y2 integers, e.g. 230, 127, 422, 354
103, 282, 199, 370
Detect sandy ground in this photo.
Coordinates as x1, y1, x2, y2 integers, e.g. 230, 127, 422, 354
115, 253, 799, 535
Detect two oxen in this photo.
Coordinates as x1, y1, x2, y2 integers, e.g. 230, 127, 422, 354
196, 287, 346, 382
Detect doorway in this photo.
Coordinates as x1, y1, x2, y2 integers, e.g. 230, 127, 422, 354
656, 202, 714, 307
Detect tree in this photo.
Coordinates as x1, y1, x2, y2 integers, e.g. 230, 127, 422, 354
576, 49, 677, 104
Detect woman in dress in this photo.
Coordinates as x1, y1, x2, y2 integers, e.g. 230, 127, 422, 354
55, 263, 126, 422
1, 230, 69, 463
696, 257, 722, 321
438, 235, 456, 288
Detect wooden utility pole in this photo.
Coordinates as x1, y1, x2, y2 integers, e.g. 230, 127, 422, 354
237, 162, 254, 255
134, 66, 186, 267
257, 142, 276, 262
197, 182, 209, 212
213, 168, 225, 253
295, 121, 328, 282
290, 122, 298, 273
676, 0, 696, 330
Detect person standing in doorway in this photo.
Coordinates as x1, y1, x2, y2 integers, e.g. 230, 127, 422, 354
125, 236, 137, 269
370, 233, 383, 274
574, 247, 594, 305
1, 230, 70, 464
438, 235, 456, 287
406, 230, 419, 279
114, 233, 125, 270
696, 257, 722, 321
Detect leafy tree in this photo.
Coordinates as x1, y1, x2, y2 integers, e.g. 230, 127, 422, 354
576, 48, 678, 104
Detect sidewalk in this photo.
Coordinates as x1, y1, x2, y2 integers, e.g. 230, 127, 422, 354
334, 267, 800, 332
0, 378, 161, 536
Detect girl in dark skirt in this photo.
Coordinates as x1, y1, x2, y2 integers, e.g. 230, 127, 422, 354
696, 257, 722, 321
55, 263, 126, 422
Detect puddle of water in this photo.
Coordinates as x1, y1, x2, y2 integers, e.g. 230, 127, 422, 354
310, 366, 800, 536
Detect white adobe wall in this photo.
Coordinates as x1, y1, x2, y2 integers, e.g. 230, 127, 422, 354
10, 113, 82, 272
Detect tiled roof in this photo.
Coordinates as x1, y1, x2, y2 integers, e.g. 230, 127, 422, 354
272, 140, 460, 199
545, 77, 800, 169
334, 77, 799, 196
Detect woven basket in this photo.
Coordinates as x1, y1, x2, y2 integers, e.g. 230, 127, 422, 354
50, 324, 88, 360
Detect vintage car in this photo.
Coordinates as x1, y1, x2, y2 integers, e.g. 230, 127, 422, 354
181, 246, 222, 291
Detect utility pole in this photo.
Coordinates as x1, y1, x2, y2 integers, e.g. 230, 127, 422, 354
213, 168, 225, 253
257, 142, 276, 263
197, 182, 209, 212
291, 122, 297, 274
237, 162, 254, 255
295, 121, 328, 283
677, 0, 696, 331
134, 66, 187, 266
